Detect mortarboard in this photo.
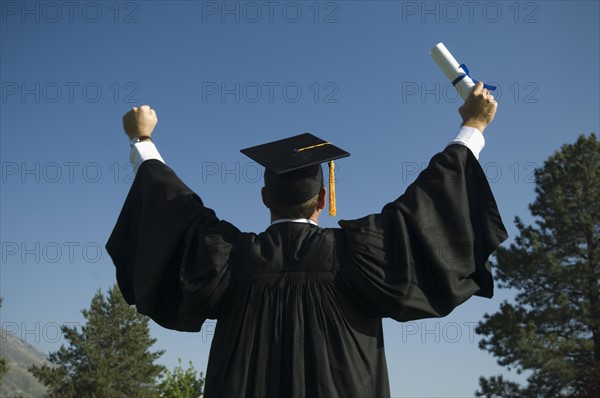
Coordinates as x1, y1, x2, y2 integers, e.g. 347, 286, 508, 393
240, 133, 350, 216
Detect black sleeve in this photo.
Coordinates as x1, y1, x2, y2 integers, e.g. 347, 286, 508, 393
338, 145, 508, 321
106, 160, 240, 331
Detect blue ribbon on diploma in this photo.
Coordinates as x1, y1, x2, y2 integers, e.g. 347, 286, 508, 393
452, 64, 497, 91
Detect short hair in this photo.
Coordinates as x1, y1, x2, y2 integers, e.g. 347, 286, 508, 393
267, 191, 320, 219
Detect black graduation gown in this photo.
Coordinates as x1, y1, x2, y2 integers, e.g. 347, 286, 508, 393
106, 144, 507, 398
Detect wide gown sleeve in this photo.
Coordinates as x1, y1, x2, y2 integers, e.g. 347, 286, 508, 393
106, 160, 240, 331
338, 144, 508, 321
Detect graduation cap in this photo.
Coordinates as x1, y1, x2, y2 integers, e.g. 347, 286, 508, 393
241, 133, 350, 216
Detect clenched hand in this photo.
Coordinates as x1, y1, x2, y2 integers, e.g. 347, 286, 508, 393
122, 105, 158, 140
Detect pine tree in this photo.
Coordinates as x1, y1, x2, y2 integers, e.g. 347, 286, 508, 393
29, 284, 165, 398
475, 134, 600, 397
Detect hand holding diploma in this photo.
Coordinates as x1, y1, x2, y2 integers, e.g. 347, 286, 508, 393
459, 82, 497, 133
430, 42, 497, 133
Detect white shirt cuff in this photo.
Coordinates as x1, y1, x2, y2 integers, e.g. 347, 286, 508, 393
129, 141, 165, 172
446, 126, 485, 159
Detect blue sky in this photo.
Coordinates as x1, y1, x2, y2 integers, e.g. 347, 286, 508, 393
1, 1, 598, 396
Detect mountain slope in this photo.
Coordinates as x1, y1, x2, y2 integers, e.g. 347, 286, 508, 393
0, 327, 48, 398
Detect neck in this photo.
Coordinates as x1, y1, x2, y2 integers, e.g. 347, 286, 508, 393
270, 211, 320, 225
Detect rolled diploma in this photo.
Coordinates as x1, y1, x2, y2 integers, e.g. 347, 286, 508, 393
430, 42, 473, 100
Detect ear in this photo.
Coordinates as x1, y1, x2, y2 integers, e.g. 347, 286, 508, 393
261, 187, 270, 209
316, 188, 326, 211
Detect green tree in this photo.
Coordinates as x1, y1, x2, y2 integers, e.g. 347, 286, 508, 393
0, 298, 8, 385
29, 284, 165, 398
475, 134, 600, 397
154, 358, 205, 398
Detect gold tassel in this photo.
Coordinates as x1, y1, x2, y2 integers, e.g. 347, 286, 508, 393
328, 160, 336, 216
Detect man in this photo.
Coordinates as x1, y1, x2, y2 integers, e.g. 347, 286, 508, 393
107, 82, 507, 397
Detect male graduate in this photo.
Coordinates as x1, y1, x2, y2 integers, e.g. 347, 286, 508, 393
107, 82, 507, 397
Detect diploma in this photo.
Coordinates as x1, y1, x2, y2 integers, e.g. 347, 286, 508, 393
430, 42, 494, 100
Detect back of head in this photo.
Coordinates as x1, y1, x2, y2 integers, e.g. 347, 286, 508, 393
264, 165, 323, 218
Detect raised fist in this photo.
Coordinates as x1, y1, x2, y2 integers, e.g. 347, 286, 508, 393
122, 105, 158, 139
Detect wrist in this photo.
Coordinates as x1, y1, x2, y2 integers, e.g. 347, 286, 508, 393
461, 120, 487, 133
129, 135, 153, 147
